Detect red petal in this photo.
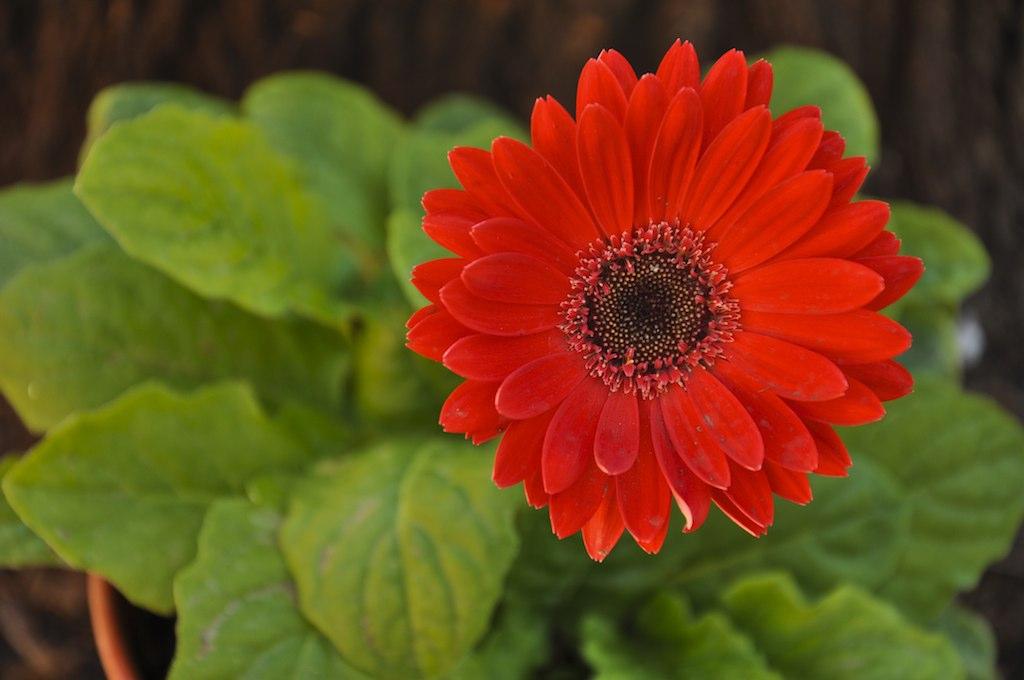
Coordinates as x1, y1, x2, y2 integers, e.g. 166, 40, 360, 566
841, 360, 914, 402
852, 230, 901, 258
699, 49, 748, 147
706, 117, 824, 240
745, 59, 773, 108
440, 278, 560, 336
576, 58, 628, 122
789, 377, 885, 426
778, 200, 889, 260
412, 258, 465, 303
635, 514, 671, 554
594, 390, 640, 474
742, 309, 912, 363
492, 136, 601, 247
599, 49, 638, 96
723, 332, 848, 401
444, 329, 568, 381
582, 485, 626, 562
494, 411, 552, 487
731, 257, 885, 314
685, 367, 764, 471
658, 385, 731, 488
649, 400, 711, 531
470, 217, 578, 274
523, 467, 549, 508
656, 39, 700, 95
495, 351, 587, 420
406, 310, 471, 361
723, 461, 774, 528
448, 146, 520, 218
804, 419, 852, 476
422, 212, 483, 258
440, 380, 504, 443
764, 461, 813, 505
625, 75, 670, 225
531, 96, 586, 200
713, 359, 818, 472
810, 131, 846, 167
857, 255, 924, 310
711, 490, 769, 537
715, 170, 833, 273
422, 188, 487, 220
647, 87, 703, 222
577, 104, 634, 235
549, 459, 610, 538
679, 106, 772, 230
772, 105, 821, 135
827, 156, 869, 207
542, 378, 608, 494
461, 252, 569, 305
406, 304, 437, 330
616, 416, 671, 544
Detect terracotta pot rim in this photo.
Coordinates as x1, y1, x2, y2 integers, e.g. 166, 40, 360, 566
86, 574, 141, 680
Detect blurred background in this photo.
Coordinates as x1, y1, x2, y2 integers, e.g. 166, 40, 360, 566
0, 1, 1021, 677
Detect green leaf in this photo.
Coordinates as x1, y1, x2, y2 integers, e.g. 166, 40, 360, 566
444, 604, 550, 680
887, 201, 990, 308
0, 457, 61, 567
414, 94, 523, 135
387, 112, 525, 307
581, 590, 777, 679
242, 72, 403, 253
2, 382, 310, 613
75, 106, 362, 327
82, 82, 233, 158
764, 46, 879, 162
892, 304, 962, 379
933, 605, 998, 680
0, 247, 348, 431
280, 438, 519, 679
171, 499, 367, 679
723, 573, 963, 679
841, 379, 1024, 620
0, 179, 110, 287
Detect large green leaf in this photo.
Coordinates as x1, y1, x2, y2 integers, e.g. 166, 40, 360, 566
887, 201, 990, 309
895, 304, 962, 379
0, 247, 348, 431
444, 604, 550, 680
0, 179, 110, 287
82, 82, 233, 158
582, 590, 777, 679
2, 382, 310, 613
0, 457, 61, 567
414, 93, 523, 135
765, 46, 879, 162
842, 379, 1024, 620
280, 439, 519, 679
723, 573, 963, 679
242, 72, 403, 253
75, 106, 362, 327
933, 605, 998, 680
171, 499, 367, 679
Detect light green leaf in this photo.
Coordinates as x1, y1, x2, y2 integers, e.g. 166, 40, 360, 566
0, 247, 348, 431
0, 179, 110, 287
82, 82, 233, 158
171, 499, 367, 679
764, 46, 879, 162
280, 438, 519, 679
0, 457, 61, 567
581, 590, 777, 679
724, 573, 963, 679
888, 201, 990, 308
387, 114, 525, 307
75, 106, 362, 327
414, 94, 523, 135
841, 379, 1024, 620
242, 72, 403, 252
933, 605, 998, 680
2, 382, 310, 613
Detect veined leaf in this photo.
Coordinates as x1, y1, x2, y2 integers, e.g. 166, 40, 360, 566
0, 179, 110, 287
2, 382, 310, 613
280, 438, 519, 679
0, 247, 348, 431
0, 457, 61, 567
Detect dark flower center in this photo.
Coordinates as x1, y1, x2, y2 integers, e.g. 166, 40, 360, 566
561, 223, 740, 398
586, 253, 711, 365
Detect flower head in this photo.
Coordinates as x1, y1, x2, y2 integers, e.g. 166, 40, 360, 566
407, 41, 923, 561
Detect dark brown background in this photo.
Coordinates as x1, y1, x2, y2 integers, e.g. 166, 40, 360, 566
1, 1, 1022, 678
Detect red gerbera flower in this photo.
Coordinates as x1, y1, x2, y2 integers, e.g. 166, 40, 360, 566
406, 41, 923, 561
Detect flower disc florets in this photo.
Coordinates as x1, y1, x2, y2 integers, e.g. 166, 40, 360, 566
562, 223, 740, 399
